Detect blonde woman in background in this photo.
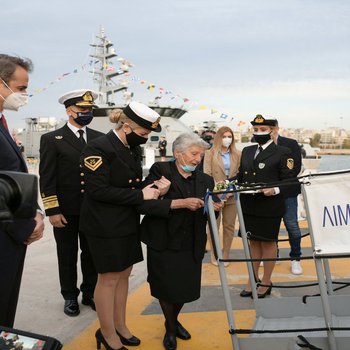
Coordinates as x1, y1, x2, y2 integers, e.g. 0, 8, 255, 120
203, 126, 241, 266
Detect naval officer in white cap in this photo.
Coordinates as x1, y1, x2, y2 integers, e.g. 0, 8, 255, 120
39, 89, 104, 317
80, 102, 168, 349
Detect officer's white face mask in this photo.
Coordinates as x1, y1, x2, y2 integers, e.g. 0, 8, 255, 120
0, 78, 29, 111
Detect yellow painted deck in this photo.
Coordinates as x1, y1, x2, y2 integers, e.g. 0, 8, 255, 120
63, 221, 350, 349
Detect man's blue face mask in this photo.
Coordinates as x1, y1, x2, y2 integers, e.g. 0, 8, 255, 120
74, 111, 94, 126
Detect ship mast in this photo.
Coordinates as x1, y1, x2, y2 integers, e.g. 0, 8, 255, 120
90, 27, 132, 107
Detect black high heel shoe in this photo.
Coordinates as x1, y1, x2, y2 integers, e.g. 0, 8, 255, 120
116, 330, 141, 346
257, 283, 272, 299
239, 289, 252, 297
240, 279, 261, 298
95, 329, 128, 350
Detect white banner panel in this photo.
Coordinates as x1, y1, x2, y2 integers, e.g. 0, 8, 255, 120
302, 171, 350, 256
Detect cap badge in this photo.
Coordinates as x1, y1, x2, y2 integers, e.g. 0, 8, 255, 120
55, 136, 63, 139
287, 158, 294, 170
254, 115, 265, 124
258, 163, 265, 169
82, 91, 93, 102
84, 156, 102, 171
151, 117, 161, 129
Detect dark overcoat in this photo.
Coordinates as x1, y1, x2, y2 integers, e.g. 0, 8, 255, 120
139, 161, 215, 303
0, 119, 36, 327
140, 161, 215, 262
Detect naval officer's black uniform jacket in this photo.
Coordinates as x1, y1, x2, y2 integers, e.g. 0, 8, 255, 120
39, 123, 103, 300
237, 141, 294, 217
39, 124, 103, 216
237, 141, 295, 240
79, 130, 159, 273
0, 116, 36, 327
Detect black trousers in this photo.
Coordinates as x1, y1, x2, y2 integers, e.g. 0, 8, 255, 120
0, 230, 27, 327
53, 215, 97, 300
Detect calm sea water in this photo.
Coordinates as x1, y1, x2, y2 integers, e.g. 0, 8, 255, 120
318, 155, 350, 172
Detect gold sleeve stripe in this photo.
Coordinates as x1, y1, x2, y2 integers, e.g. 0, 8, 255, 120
43, 199, 59, 210
42, 195, 58, 202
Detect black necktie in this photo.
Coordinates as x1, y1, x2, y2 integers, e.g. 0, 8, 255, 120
255, 146, 263, 159
78, 129, 86, 145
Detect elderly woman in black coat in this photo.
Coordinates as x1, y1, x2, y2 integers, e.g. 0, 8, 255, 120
139, 132, 222, 350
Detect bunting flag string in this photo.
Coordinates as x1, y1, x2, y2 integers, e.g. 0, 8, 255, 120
28, 59, 248, 129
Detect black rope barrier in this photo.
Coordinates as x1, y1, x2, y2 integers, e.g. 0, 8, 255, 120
218, 255, 315, 263
229, 326, 350, 335
219, 253, 350, 263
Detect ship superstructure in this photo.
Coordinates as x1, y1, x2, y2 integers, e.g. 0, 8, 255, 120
89, 27, 190, 156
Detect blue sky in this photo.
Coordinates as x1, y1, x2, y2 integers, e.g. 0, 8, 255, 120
3, 0, 350, 130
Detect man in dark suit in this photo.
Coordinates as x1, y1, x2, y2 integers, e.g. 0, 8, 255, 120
39, 89, 104, 316
0, 54, 44, 327
271, 119, 303, 275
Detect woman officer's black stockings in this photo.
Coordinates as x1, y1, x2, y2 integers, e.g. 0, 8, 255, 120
159, 299, 184, 335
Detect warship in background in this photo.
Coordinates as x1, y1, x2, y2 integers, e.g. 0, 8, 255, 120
88, 28, 192, 161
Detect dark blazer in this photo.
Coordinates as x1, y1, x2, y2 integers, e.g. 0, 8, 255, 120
277, 135, 302, 197
0, 119, 36, 327
139, 161, 215, 261
237, 142, 294, 217
39, 124, 104, 216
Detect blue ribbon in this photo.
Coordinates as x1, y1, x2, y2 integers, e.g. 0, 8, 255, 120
220, 182, 237, 201
203, 182, 237, 214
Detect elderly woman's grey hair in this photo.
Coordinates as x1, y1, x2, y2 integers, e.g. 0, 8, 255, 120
172, 132, 209, 154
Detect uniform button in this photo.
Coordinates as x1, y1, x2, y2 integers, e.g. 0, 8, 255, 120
132, 187, 135, 189
81, 181, 85, 185
79, 165, 82, 168
128, 179, 132, 183
81, 189, 85, 193
244, 171, 248, 174
136, 178, 140, 182
80, 172, 84, 176
253, 172, 256, 175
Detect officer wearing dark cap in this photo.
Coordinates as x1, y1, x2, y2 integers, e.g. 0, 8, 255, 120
79, 101, 163, 349
39, 89, 104, 316
237, 114, 294, 299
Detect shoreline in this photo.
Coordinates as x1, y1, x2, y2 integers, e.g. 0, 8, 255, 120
318, 149, 350, 155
